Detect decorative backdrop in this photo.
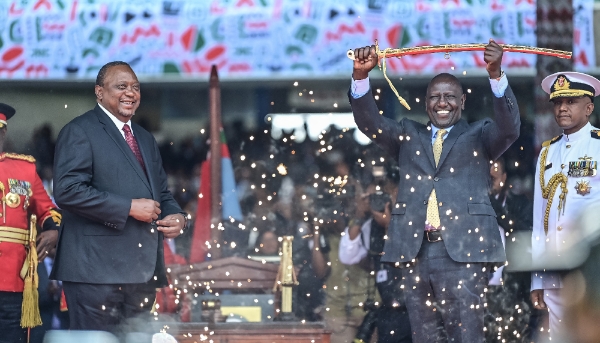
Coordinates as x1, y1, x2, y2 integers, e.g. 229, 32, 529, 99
0, 0, 594, 80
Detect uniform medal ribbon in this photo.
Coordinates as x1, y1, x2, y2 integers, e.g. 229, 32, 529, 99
6, 179, 31, 209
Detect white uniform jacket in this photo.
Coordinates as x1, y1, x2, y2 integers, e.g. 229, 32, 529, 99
532, 122, 600, 290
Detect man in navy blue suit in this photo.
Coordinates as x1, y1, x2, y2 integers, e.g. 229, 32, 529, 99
51, 62, 186, 334
349, 40, 520, 342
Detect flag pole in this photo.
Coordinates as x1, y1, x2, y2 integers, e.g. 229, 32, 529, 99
209, 65, 222, 259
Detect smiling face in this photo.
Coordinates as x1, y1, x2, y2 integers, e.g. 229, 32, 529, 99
95, 65, 140, 123
426, 74, 466, 129
551, 96, 594, 135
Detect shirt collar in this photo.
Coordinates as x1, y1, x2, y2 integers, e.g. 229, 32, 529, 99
430, 123, 454, 138
563, 121, 592, 142
97, 103, 132, 134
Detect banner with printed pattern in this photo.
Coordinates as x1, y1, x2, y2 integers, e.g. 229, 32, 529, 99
0, 0, 593, 80
572, 0, 597, 71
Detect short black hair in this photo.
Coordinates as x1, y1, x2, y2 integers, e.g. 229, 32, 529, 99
95, 61, 132, 87
427, 73, 464, 95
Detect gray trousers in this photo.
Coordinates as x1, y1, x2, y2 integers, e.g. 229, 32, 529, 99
401, 237, 489, 343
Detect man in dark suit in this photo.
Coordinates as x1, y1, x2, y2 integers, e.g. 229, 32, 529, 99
51, 61, 186, 334
349, 40, 520, 342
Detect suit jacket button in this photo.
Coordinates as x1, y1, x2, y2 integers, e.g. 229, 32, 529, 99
434, 177, 440, 182
423, 200, 427, 205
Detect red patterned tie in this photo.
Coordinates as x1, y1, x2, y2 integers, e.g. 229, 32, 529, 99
122, 124, 146, 170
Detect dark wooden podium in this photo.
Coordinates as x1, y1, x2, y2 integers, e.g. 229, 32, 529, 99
166, 257, 331, 343
170, 256, 280, 291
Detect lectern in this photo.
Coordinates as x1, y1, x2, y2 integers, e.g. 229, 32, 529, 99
162, 256, 331, 343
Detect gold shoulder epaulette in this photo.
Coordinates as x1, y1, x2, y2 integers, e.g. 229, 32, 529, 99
542, 135, 562, 148
4, 153, 36, 163
591, 130, 600, 139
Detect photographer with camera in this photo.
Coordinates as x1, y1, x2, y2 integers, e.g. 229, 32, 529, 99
249, 186, 332, 322
339, 179, 412, 343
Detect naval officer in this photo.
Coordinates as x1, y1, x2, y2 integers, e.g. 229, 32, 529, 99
531, 71, 600, 339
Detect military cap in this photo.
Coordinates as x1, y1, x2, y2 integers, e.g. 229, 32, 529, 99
541, 71, 600, 100
0, 103, 16, 128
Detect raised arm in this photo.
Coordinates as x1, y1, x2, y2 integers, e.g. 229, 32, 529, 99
481, 39, 521, 160
350, 45, 405, 158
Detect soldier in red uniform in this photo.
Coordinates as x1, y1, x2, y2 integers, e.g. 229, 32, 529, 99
0, 103, 61, 343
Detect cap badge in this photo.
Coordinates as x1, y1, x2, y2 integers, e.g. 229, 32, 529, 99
554, 75, 571, 91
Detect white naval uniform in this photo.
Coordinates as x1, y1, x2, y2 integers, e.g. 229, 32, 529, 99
531, 121, 600, 337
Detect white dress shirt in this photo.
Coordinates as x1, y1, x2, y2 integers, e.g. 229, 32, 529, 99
97, 103, 134, 139
339, 219, 372, 265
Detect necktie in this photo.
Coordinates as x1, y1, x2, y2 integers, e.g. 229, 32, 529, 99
426, 129, 447, 230
122, 124, 146, 170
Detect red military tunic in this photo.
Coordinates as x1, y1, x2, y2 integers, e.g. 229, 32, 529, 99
0, 153, 58, 292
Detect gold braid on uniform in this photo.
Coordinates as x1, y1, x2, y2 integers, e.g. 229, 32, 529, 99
49, 209, 62, 225
539, 138, 568, 235
21, 215, 42, 328
4, 153, 36, 163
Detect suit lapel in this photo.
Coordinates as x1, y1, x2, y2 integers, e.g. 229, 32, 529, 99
133, 124, 158, 199
94, 107, 152, 192
437, 119, 468, 170
418, 124, 436, 169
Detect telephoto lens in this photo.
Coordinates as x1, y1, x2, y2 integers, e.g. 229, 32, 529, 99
353, 308, 378, 343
